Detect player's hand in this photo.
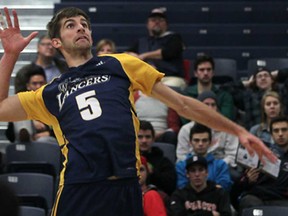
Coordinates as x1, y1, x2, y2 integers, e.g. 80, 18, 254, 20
238, 130, 277, 164
0, 7, 38, 55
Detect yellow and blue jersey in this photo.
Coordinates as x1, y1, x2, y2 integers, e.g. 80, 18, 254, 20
18, 53, 164, 186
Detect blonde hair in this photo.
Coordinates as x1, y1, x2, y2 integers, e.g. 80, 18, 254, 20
95, 39, 116, 54
260, 91, 284, 129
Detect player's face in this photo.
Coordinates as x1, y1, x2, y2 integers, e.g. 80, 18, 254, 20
194, 62, 214, 85
138, 129, 154, 152
264, 96, 281, 119
57, 15, 93, 52
186, 165, 208, 189
272, 121, 288, 147
190, 132, 210, 156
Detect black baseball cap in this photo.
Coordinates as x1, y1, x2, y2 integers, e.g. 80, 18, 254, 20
186, 156, 208, 170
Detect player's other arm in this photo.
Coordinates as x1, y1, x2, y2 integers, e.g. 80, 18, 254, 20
151, 81, 277, 163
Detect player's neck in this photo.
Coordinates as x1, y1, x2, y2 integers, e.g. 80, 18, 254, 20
64, 52, 93, 68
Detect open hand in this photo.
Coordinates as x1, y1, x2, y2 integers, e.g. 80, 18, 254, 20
0, 7, 38, 55
238, 130, 277, 164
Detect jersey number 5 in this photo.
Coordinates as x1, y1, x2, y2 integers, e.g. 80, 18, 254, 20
75, 90, 102, 120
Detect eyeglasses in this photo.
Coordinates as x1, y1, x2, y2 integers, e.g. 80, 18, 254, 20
39, 42, 52, 47
138, 135, 153, 139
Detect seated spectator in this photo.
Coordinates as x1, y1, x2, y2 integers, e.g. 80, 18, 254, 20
176, 123, 232, 191
126, 7, 186, 90
183, 55, 235, 123
139, 120, 177, 195
15, 34, 68, 92
177, 91, 240, 180
170, 155, 232, 216
223, 66, 288, 129
5, 64, 56, 143
135, 90, 181, 145
250, 91, 284, 145
233, 116, 288, 214
140, 156, 167, 216
95, 38, 116, 55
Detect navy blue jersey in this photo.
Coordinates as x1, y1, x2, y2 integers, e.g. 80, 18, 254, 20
18, 53, 164, 185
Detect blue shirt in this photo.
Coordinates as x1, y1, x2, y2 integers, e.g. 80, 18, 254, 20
176, 153, 232, 191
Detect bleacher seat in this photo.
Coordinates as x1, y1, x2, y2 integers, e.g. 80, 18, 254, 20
213, 58, 238, 84
19, 206, 46, 216
52, 1, 288, 79
87, 23, 288, 49
0, 173, 54, 214
54, 2, 288, 24
183, 47, 288, 71
152, 142, 176, 163
5, 141, 61, 179
247, 58, 288, 77
242, 206, 288, 216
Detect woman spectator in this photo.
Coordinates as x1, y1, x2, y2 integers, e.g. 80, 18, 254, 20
223, 67, 287, 129
95, 38, 116, 55
250, 91, 284, 145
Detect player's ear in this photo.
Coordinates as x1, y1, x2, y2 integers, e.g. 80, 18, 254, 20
51, 38, 61, 48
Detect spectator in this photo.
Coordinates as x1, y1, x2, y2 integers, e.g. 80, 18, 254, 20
14, 34, 68, 93
170, 155, 232, 216
223, 67, 288, 129
95, 38, 116, 55
139, 120, 177, 195
5, 64, 56, 143
126, 7, 186, 90
0, 6, 276, 215
176, 123, 232, 191
234, 116, 288, 214
250, 91, 284, 145
183, 55, 235, 123
140, 156, 167, 216
134, 90, 181, 145
176, 91, 240, 180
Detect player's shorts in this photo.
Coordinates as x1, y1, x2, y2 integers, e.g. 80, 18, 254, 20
51, 177, 143, 216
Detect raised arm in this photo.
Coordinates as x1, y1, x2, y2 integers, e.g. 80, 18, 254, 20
0, 7, 38, 121
151, 81, 277, 163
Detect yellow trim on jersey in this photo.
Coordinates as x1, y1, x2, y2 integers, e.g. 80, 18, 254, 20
18, 87, 69, 186
106, 53, 165, 96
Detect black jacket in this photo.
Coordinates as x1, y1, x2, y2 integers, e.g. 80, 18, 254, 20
170, 181, 232, 216
142, 146, 177, 195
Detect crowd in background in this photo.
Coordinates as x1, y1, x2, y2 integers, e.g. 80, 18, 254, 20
1, 6, 288, 216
